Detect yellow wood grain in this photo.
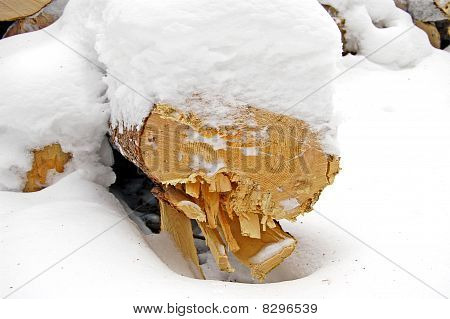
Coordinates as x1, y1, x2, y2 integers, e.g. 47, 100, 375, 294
0, 0, 51, 21
23, 143, 71, 192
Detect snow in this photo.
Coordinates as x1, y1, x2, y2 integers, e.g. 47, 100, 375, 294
0, 30, 112, 191
3, 49, 449, 298
190, 155, 226, 177
68, 0, 341, 145
43, 0, 69, 17
185, 129, 227, 151
249, 238, 296, 264
240, 147, 260, 157
280, 198, 301, 211
1, 0, 450, 300
320, 0, 433, 67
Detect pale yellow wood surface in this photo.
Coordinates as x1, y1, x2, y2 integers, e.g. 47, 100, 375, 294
218, 207, 296, 281
24, 143, 71, 192
140, 104, 339, 223
197, 221, 234, 273
160, 200, 205, 279
0, 0, 51, 21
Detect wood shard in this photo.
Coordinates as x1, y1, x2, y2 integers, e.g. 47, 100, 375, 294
185, 181, 201, 198
153, 186, 206, 222
227, 214, 296, 281
209, 173, 232, 192
201, 184, 220, 228
239, 212, 261, 239
218, 208, 240, 252
24, 143, 71, 192
160, 200, 204, 279
197, 221, 234, 273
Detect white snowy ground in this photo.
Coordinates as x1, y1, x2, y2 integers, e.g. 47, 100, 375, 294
1, 48, 449, 298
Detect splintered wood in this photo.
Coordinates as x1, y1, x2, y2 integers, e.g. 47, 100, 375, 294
23, 143, 71, 192
111, 102, 339, 281
160, 200, 204, 279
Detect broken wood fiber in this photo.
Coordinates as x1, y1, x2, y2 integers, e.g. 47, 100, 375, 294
111, 101, 339, 281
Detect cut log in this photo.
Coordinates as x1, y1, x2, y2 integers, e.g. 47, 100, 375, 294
0, 0, 51, 22
110, 102, 339, 279
24, 143, 71, 192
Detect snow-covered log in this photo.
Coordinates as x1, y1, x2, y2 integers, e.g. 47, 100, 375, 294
103, 0, 342, 280
0, 0, 342, 280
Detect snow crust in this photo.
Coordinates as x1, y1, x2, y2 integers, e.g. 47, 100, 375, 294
320, 0, 433, 67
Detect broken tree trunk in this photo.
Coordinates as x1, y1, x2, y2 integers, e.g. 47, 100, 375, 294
111, 101, 339, 281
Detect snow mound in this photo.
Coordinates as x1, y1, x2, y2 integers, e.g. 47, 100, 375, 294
320, 0, 433, 67
0, 30, 113, 191
89, 0, 342, 133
